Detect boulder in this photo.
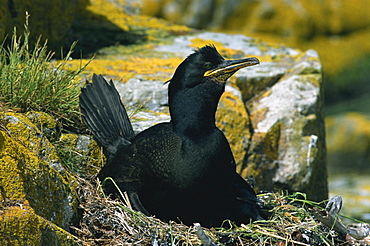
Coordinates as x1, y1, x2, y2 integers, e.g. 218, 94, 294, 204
0, 112, 79, 244
0, 205, 75, 245
241, 50, 327, 201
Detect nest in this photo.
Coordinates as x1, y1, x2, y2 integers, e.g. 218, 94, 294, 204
71, 176, 361, 246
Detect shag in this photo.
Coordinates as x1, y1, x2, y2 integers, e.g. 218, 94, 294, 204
79, 45, 263, 227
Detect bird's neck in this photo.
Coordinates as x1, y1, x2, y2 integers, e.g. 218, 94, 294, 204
169, 90, 223, 138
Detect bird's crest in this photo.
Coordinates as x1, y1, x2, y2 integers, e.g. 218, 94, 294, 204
193, 44, 223, 63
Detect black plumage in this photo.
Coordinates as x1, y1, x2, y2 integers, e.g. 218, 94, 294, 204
79, 45, 263, 227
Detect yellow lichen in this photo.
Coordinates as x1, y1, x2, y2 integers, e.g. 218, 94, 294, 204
189, 38, 245, 58
66, 56, 182, 82
0, 113, 79, 229
26, 111, 58, 130
3, 112, 62, 169
86, 0, 190, 36
0, 205, 75, 245
0, 131, 27, 200
59, 133, 105, 175
220, 0, 370, 77
216, 90, 252, 170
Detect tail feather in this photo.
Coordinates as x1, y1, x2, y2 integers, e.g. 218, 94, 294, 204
79, 74, 134, 159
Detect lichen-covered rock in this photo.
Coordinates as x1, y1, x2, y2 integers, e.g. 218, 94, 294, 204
0, 205, 75, 245
0, 112, 79, 235
216, 89, 252, 170
143, 0, 370, 40
58, 133, 104, 175
240, 49, 327, 201
80, 31, 327, 201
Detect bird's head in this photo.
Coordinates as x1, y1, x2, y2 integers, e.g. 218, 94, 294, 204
169, 45, 259, 91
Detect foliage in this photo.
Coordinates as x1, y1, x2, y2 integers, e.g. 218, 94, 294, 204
0, 14, 90, 127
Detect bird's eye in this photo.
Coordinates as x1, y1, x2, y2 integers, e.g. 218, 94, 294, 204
203, 62, 212, 70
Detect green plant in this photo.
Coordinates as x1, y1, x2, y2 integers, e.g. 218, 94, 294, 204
0, 13, 90, 126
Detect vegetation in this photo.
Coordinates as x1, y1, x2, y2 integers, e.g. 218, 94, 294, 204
0, 14, 90, 127
73, 178, 354, 246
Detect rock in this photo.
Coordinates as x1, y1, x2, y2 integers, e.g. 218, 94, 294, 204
143, 0, 370, 40
58, 133, 104, 175
0, 112, 79, 241
0, 205, 75, 245
236, 48, 327, 201
86, 31, 327, 201
216, 89, 253, 169
116, 78, 169, 112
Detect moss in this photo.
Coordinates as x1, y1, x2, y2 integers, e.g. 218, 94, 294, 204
0, 205, 75, 245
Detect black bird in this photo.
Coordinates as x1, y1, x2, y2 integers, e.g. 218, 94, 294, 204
79, 45, 263, 227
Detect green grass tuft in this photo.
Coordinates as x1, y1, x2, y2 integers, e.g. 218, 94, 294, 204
0, 14, 90, 127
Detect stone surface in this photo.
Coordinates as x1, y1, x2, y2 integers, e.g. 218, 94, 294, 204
0, 112, 79, 242
0, 1, 330, 242
0, 205, 75, 245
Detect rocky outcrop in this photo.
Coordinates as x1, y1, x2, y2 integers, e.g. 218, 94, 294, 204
0, 31, 328, 245
0, 112, 80, 244
241, 49, 327, 201
142, 0, 370, 40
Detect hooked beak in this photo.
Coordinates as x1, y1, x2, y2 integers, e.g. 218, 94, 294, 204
204, 57, 259, 81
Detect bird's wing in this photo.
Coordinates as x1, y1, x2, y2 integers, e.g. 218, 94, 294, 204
97, 122, 181, 191
79, 74, 134, 160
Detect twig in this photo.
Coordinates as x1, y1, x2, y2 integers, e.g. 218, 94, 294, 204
310, 195, 370, 240
193, 223, 219, 246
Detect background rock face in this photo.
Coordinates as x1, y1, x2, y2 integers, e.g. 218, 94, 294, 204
0, 0, 85, 52
140, 0, 370, 77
